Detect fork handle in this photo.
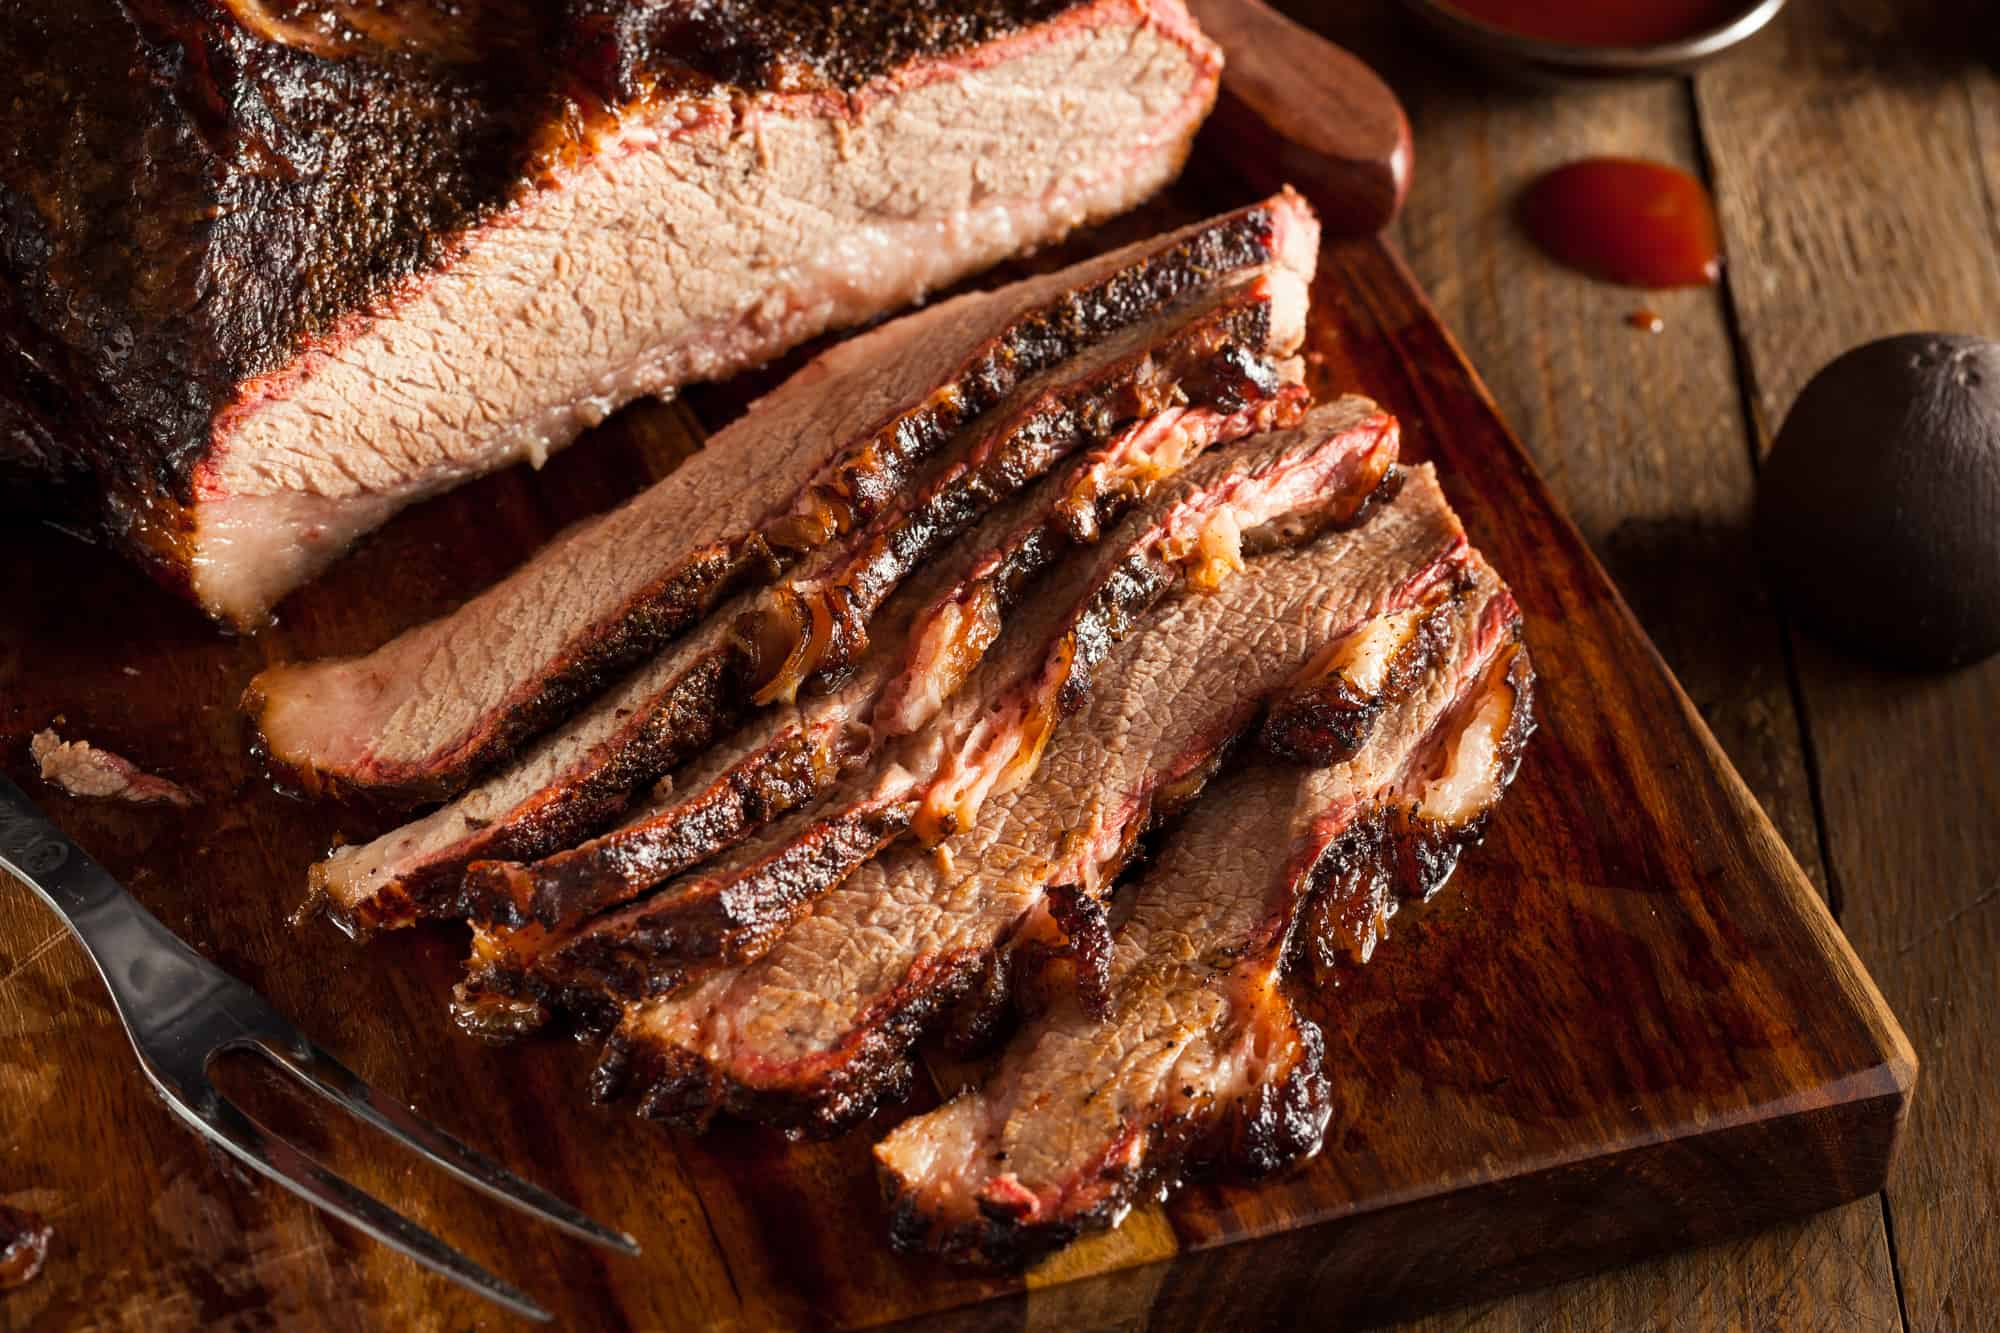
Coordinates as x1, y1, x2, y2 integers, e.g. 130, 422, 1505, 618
0, 774, 230, 1027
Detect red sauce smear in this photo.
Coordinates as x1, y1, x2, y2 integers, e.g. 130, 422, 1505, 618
1521, 158, 1722, 289
1627, 309, 1665, 333
1441, 0, 1745, 47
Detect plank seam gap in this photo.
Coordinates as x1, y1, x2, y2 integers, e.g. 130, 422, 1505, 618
1681, 76, 1845, 917
1879, 1192, 1913, 1333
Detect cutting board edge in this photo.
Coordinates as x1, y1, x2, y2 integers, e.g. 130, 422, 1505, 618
868, 1065, 1910, 1333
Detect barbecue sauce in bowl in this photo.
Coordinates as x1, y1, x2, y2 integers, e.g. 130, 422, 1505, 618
1521, 158, 1722, 289
1437, 0, 1748, 47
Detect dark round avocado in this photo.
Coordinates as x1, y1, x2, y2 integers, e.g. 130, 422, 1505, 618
1755, 333, 2000, 670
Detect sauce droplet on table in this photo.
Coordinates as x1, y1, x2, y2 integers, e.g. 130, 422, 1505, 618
1521, 158, 1722, 289
1438, 0, 1746, 47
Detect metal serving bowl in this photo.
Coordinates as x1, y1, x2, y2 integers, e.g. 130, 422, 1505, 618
1397, 0, 1788, 83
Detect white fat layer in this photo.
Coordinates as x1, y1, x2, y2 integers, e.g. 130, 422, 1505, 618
1329, 603, 1424, 696
1417, 669, 1515, 825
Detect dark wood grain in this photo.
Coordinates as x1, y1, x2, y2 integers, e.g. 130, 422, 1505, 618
1695, 2, 2000, 1327
0, 176, 1913, 1332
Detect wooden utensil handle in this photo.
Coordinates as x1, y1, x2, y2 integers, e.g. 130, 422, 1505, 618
1189, 0, 1414, 234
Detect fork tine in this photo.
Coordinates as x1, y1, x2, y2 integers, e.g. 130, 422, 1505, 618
259, 1039, 639, 1255
182, 1095, 554, 1323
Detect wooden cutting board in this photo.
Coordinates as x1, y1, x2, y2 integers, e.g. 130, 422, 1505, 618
0, 175, 1912, 1330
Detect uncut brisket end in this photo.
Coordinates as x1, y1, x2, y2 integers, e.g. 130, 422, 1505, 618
591, 466, 1473, 1137
876, 563, 1526, 1271
4, 0, 1226, 629
244, 189, 1319, 807
458, 400, 1400, 1033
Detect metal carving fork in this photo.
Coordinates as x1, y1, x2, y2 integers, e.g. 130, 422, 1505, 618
0, 774, 636, 1320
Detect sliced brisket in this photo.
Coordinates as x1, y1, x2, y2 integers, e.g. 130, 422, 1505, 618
1302, 630, 1537, 976
452, 487, 1055, 938
1259, 577, 1460, 764
880, 397, 1298, 737
246, 191, 1319, 806
875, 569, 1528, 1268
306, 230, 1316, 931
455, 401, 1399, 1032
590, 463, 1472, 1136
456, 521, 1114, 1034
5, 1, 1226, 628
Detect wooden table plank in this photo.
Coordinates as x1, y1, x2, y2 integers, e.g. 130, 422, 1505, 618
1696, 3, 2000, 1328
1283, 2, 1906, 1328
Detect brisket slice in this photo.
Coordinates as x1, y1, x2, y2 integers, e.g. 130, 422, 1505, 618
5, 1, 1225, 629
1259, 576, 1462, 764
310, 257, 1314, 932
456, 401, 1400, 1032
589, 465, 1472, 1137
875, 568, 1525, 1270
736, 269, 1312, 705
244, 191, 1318, 806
